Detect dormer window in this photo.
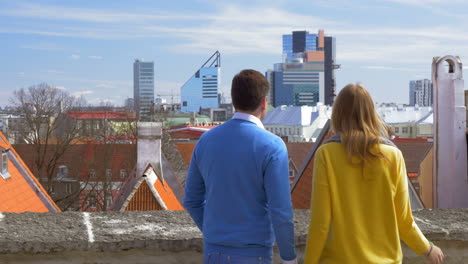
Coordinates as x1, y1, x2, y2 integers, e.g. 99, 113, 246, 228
57, 165, 68, 178
1, 150, 10, 179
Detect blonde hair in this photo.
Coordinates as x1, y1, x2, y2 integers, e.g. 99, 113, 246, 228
331, 84, 388, 163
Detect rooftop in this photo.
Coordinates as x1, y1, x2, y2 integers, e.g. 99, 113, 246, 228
66, 111, 137, 120
0, 132, 59, 213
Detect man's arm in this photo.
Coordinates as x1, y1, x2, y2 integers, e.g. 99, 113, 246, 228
264, 140, 297, 262
183, 147, 206, 231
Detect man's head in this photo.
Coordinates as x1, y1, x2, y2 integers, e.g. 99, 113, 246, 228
231, 69, 270, 118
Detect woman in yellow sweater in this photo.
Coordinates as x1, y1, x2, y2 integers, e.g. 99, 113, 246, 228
304, 84, 444, 264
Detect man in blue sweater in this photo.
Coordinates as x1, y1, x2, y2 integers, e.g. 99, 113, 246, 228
183, 69, 297, 264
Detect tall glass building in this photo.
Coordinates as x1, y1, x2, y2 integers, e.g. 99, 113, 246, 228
181, 51, 220, 113
133, 60, 154, 120
269, 30, 338, 107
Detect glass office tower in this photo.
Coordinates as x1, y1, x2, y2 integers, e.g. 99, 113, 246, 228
270, 30, 337, 107
181, 51, 221, 113
133, 60, 154, 120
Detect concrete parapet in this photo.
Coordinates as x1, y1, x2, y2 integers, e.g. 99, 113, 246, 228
0, 209, 466, 263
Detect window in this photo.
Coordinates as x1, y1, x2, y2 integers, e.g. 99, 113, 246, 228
89, 169, 96, 179
66, 183, 72, 194
289, 169, 295, 178
120, 169, 127, 179
105, 192, 113, 209
410, 127, 413, 134
394, 127, 399, 133
183, 101, 187, 107
106, 169, 112, 180
88, 192, 97, 208
2, 152, 7, 174
57, 165, 68, 178
402, 127, 408, 133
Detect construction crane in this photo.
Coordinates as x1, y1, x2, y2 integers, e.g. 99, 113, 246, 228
156, 91, 180, 104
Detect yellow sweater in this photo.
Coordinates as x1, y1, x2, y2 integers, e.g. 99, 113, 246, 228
304, 142, 429, 264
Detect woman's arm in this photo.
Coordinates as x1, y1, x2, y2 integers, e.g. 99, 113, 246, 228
304, 149, 331, 264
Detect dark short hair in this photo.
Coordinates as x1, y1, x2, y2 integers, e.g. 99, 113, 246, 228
231, 69, 270, 112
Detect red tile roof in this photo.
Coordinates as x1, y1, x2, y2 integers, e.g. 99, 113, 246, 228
174, 143, 196, 165
286, 142, 314, 170
66, 111, 137, 120
394, 141, 433, 174
0, 132, 60, 212
14, 143, 136, 182
291, 122, 334, 209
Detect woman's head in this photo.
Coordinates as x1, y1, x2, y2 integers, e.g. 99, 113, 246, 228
332, 83, 388, 163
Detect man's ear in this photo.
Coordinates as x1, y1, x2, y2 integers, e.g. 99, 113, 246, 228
261, 96, 268, 109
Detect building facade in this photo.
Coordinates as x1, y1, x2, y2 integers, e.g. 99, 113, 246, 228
267, 30, 338, 107
133, 60, 154, 120
409, 79, 432, 106
181, 51, 220, 113
263, 104, 331, 142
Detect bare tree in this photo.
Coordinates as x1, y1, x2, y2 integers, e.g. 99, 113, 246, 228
10, 83, 85, 194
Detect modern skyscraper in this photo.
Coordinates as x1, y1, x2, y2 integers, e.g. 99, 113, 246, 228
268, 30, 338, 107
409, 79, 432, 106
181, 51, 220, 113
133, 60, 154, 120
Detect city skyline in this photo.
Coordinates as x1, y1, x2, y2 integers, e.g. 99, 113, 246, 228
1, 0, 468, 107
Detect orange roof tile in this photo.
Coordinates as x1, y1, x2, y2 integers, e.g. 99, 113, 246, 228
113, 163, 183, 211
0, 132, 60, 212
175, 143, 196, 165
154, 177, 184, 210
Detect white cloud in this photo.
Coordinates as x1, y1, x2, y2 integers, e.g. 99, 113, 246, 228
70, 54, 80, 60
72, 90, 94, 97
360, 66, 424, 71
55, 86, 66, 90
88, 55, 103, 60
0, 3, 204, 23
44, 69, 63, 74
463, 66, 468, 69
384, 0, 468, 6
19, 42, 65, 51
95, 84, 112, 88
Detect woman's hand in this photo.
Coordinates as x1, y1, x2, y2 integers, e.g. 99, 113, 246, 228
425, 243, 444, 264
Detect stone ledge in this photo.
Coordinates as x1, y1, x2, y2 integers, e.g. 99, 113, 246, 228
0, 209, 466, 263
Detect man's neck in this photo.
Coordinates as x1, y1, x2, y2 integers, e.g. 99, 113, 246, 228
235, 110, 262, 120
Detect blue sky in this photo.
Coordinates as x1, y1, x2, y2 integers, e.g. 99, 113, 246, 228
1, 0, 468, 107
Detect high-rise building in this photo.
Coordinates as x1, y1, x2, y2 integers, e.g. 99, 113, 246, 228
181, 51, 220, 113
409, 79, 432, 106
125, 98, 135, 111
133, 60, 154, 120
267, 30, 338, 107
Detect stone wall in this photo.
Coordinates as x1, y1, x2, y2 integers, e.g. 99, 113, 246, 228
0, 209, 466, 263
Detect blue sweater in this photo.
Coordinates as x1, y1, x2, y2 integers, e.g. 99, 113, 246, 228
183, 118, 296, 260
